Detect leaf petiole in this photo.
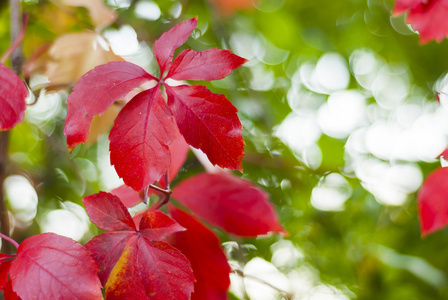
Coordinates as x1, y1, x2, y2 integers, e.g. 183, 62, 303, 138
0, 232, 19, 250
0, 13, 28, 65
148, 172, 171, 209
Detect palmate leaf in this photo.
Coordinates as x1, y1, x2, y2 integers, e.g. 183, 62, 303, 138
0, 64, 28, 131
84, 192, 195, 299
393, 0, 448, 43
172, 173, 285, 237
64, 18, 246, 192
2, 233, 103, 300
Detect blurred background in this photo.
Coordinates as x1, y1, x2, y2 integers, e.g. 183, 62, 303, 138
2, 0, 448, 299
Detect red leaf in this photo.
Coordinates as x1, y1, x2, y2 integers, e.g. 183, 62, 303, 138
393, 0, 448, 43
105, 237, 193, 300
159, 132, 190, 188
86, 232, 133, 284
64, 61, 156, 150
84, 192, 194, 299
139, 209, 185, 240
393, 0, 424, 14
3, 280, 19, 300
109, 88, 177, 191
0, 255, 14, 290
418, 167, 448, 235
166, 85, 244, 171
172, 173, 285, 237
83, 191, 136, 231
0, 64, 28, 131
9, 233, 102, 299
154, 18, 197, 75
167, 49, 247, 81
169, 205, 231, 300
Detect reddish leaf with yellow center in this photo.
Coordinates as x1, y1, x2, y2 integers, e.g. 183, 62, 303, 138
0, 64, 28, 131
168, 205, 231, 300
172, 172, 286, 237
84, 192, 195, 299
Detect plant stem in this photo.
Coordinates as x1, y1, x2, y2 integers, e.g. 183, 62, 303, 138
148, 183, 170, 195
148, 172, 171, 210
0, 232, 19, 250
0, 13, 28, 65
0, 132, 10, 253
8, 0, 23, 74
0, 0, 24, 254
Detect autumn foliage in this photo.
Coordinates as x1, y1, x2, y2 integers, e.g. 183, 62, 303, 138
3, 0, 448, 299
0, 15, 284, 299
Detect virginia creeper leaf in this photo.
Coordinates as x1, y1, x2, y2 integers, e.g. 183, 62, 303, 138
109, 88, 177, 191
87, 232, 132, 285
418, 167, 448, 235
9, 233, 102, 299
110, 133, 190, 209
0, 64, 28, 131
84, 192, 194, 299
153, 18, 197, 75
105, 237, 193, 300
83, 191, 136, 231
169, 205, 231, 300
0, 255, 14, 290
394, 0, 424, 13
3, 280, 19, 300
172, 173, 285, 236
166, 48, 247, 81
393, 0, 448, 43
64, 61, 156, 150
166, 85, 244, 171
159, 132, 191, 188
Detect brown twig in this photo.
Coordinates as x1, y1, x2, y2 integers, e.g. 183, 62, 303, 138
148, 172, 171, 210
0, 0, 25, 254
0, 13, 28, 65
0, 132, 11, 253
8, 0, 23, 74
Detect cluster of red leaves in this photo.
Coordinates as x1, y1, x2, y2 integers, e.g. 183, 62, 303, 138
393, 0, 448, 43
0, 17, 285, 299
64, 17, 247, 192
104, 150, 285, 299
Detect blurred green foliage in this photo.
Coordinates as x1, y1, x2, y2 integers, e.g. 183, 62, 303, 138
2, 0, 448, 299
